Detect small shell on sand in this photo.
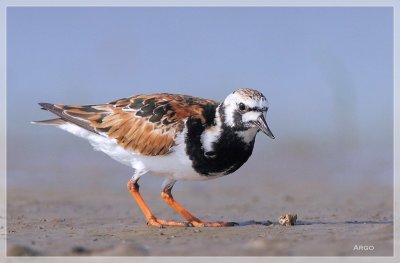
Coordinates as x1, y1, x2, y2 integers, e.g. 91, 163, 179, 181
279, 214, 297, 226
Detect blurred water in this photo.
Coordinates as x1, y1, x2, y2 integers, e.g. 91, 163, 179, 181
7, 7, 393, 190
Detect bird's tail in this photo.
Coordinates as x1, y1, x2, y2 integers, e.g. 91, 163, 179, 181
31, 102, 66, 125
31, 118, 66, 125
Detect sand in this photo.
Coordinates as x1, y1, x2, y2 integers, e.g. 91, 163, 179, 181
6, 137, 394, 257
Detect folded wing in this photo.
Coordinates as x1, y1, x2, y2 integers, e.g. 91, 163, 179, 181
35, 94, 218, 156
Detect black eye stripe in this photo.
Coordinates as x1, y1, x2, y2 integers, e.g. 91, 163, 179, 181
248, 107, 267, 112
238, 102, 267, 113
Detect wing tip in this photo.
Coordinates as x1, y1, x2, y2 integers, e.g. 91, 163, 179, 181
38, 102, 54, 111
31, 118, 65, 125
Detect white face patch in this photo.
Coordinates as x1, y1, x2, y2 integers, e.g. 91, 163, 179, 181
221, 89, 270, 144
223, 90, 269, 127
242, 111, 263, 123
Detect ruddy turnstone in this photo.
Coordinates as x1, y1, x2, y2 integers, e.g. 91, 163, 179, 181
33, 88, 274, 227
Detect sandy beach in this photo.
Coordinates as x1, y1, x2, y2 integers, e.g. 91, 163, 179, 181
6, 136, 393, 257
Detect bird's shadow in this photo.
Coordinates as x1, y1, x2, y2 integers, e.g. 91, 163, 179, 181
236, 220, 393, 226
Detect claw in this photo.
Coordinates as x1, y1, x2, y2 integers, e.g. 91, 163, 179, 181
189, 220, 238, 227
146, 217, 188, 227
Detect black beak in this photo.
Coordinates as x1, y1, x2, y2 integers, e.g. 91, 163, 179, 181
253, 115, 275, 139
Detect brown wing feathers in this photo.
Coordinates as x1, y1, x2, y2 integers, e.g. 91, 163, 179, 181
36, 94, 219, 156
96, 107, 178, 155
38, 102, 101, 134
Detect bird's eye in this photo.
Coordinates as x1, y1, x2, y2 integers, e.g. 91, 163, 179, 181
239, 103, 247, 112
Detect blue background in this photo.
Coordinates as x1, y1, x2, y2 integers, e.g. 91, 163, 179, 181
7, 7, 393, 187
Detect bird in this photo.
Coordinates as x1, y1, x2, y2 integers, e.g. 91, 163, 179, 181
33, 88, 275, 227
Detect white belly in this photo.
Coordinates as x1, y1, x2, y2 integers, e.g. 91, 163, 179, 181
58, 123, 207, 181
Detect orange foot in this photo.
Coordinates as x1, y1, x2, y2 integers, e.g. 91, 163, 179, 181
189, 220, 238, 227
146, 217, 191, 228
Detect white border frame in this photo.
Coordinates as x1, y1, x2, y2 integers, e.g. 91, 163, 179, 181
1, 1, 398, 263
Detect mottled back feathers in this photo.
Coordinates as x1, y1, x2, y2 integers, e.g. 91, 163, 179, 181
37, 94, 219, 156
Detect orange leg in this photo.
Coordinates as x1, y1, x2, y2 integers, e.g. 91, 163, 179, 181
127, 179, 188, 227
161, 182, 237, 227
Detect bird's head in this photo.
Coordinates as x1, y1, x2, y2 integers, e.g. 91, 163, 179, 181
221, 88, 274, 141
